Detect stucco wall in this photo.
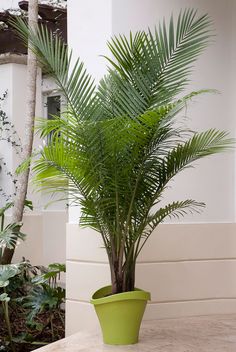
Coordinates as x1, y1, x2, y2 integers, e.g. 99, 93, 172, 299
0, 64, 14, 202
12, 210, 67, 266
66, 0, 236, 336
0, 60, 67, 267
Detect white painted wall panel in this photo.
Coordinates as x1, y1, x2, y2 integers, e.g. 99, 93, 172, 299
66, 300, 100, 335
136, 260, 236, 302
12, 211, 67, 266
66, 261, 110, 301
67, 223, 236, 263
66, 257, 236, 304
66, 224, 107, 262
144, 298, 236, 320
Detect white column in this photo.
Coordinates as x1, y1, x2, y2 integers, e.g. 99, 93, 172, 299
66, 0, 112, 335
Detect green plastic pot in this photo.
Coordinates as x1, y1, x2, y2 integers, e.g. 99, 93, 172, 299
91, 285, 151, 345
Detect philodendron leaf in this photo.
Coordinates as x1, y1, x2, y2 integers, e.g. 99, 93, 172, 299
0, 292, 10, 302
0, 223, 26, 250
32, 262, 66, 285
0, 279, 9, 287
0, 264, 21, 288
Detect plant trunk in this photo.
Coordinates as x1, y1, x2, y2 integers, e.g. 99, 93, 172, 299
110, 256, 136, 294
110, 258, 123, 294
122, 262, 135, 292
1, 0, 38, 265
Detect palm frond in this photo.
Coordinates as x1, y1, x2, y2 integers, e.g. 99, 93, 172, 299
103, 9, 213, 113
11, 9, 234, 293
152, 129, 233, 199
135, 199, 205, 257
11, 18, 97, 120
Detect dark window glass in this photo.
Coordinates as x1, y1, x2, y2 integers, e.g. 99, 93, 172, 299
47, 95, 61, 142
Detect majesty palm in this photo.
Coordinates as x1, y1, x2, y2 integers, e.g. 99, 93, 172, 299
14, 9, 232, 294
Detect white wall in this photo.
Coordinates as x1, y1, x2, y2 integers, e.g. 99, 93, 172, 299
0, 0, 19, 11
0, 0, 69, 274
65, 0, 236, 335
0, 59, 67, 267
67, 0, 236, 223
0, 64, 14, 203
112, 0, 235, 223
12, 210, 67, 266
67, 0, 112, 223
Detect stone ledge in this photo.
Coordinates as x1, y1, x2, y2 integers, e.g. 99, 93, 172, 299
35, 314, 236, 351
0, 53, 27, 65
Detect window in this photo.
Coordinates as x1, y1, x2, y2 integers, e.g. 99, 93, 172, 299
45, 95, 61, 142
47, 95, 61, 120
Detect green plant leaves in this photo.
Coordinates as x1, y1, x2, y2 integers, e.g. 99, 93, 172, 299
0, 264, 21, 288
31, 263, 65, 287
0, 292, 10, 302
11, 9, 235, 292
0, 202, 14, 217
103, 9, 213, 115
24, 284, 65, 322
0, 223, 26, 250
21, 262, 66, 322
11, 17, 96, 120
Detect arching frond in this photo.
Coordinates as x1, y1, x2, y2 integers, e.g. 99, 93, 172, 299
12, 9, 234, 293
12, 18, 97, 120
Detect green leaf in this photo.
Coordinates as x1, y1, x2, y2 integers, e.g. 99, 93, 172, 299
24, 285, 65, 322
103, 9, 213, 113
0, 202, 14, 217
11, 18, 97, 121
32, 263, 65, 285
0, 264, 21, 288
0, 292, 10, 302
10, 9, 235, 293
0, 223, 26, 250
24, 199, 33, 211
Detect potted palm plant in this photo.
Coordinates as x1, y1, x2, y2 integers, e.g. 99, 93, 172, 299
14, 9, 233, 345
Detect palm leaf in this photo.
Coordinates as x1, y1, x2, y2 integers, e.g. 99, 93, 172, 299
11, 9, 234, 293
135, 199, 205, 257
11, 18, 97, 120
104, 9, 213, 112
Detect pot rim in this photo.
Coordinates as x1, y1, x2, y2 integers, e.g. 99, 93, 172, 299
91, 285, 151, 305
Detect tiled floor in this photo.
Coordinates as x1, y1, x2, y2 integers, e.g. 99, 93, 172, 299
36, 314, 236, 352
